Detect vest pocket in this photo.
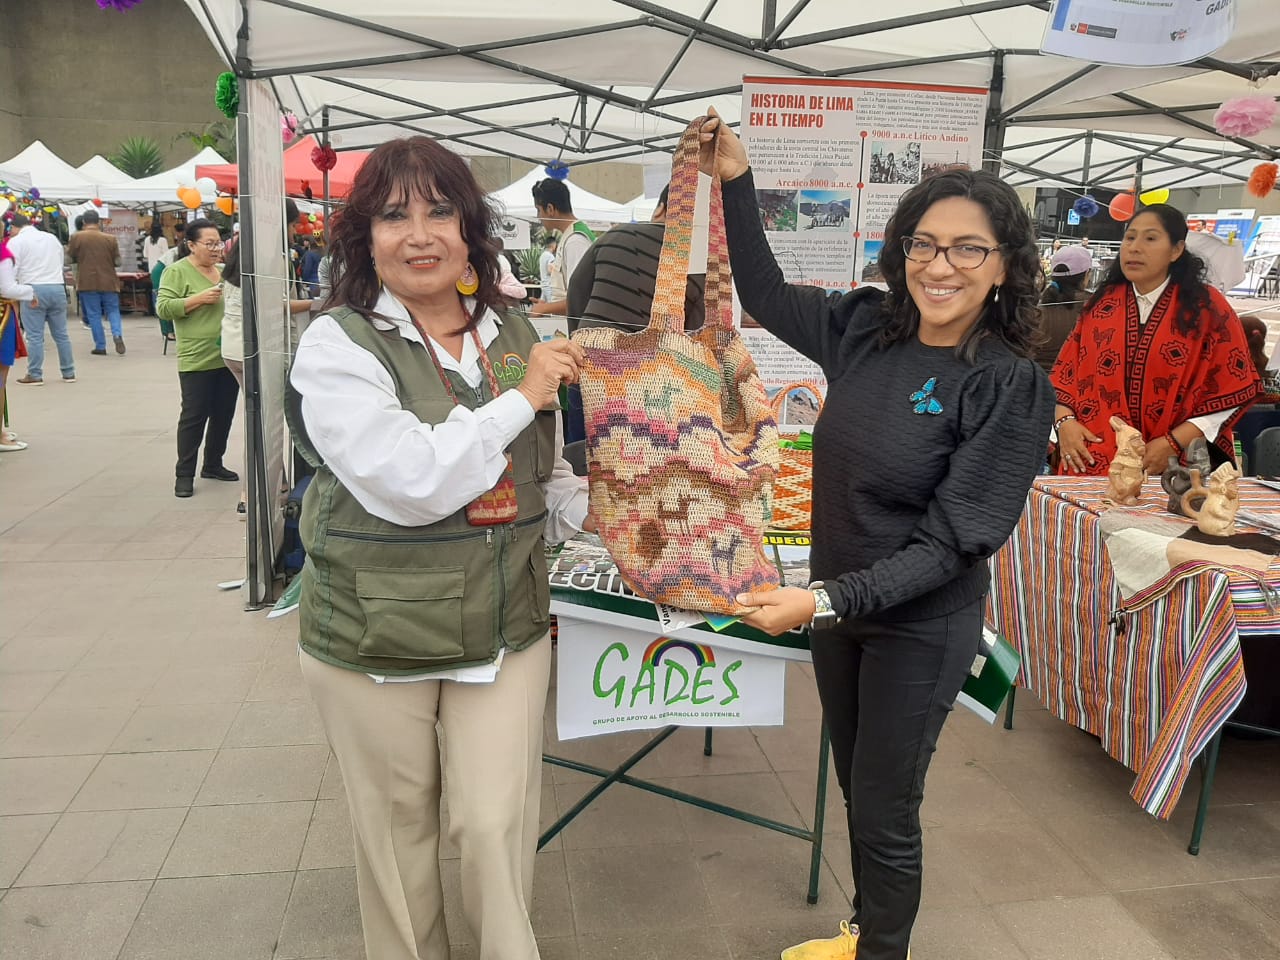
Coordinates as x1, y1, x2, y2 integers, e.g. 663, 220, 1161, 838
532, 409, 557, 482
354, 567, 466, 661
528, 545, 550, 625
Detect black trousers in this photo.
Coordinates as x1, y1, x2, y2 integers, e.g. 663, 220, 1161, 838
175, 366, 239, 479
810, 598, 983, 960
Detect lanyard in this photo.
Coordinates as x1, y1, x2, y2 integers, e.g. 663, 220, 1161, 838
409, 315, 504, 406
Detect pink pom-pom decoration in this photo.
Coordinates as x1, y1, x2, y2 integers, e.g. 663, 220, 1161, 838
311, 144, 338, 172
280, 113, 299, 144
1213, 94, 1279, 139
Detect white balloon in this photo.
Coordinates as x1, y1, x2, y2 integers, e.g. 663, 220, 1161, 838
196, 177, 218, 198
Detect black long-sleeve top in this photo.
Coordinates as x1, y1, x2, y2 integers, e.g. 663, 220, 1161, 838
724, 170, 1054, 623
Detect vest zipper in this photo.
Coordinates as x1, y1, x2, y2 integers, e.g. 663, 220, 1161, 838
492, 526, 507, 647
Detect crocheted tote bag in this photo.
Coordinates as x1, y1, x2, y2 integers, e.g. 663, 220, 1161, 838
571, 117, 780, 615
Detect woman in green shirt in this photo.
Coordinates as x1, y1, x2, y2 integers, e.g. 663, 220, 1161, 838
156, 219, 239, 499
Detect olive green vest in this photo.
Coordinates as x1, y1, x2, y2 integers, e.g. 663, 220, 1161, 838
290, 306, 558, 676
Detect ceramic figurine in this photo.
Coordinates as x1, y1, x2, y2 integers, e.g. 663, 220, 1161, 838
1159, 436, 1213, 517
1181, 462, 1241, 536
1106, 416, 1146, 505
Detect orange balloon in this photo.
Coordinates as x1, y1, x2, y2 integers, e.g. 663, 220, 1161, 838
1108, 192, 1136, 221
215, 196, 235, 216
181, 188, 202, 210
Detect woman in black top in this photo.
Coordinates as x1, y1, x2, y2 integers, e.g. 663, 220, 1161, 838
699, 111, 1053, 960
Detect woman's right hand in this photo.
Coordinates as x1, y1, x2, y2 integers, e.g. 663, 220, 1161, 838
1057, 419, 1101, 473
698, 106, 749, 182
186, 287, 222, 311
518, 339, 585, 411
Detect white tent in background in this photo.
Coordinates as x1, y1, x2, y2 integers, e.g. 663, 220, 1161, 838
98, 147, 231, 205
77, 155, 134, 185
489, 168, 631, 224
628, 193, 660, 223
0, 165, 32, 191
0, 141, 99, 200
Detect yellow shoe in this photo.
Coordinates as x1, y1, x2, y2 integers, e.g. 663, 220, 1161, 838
780, 920, 859, 960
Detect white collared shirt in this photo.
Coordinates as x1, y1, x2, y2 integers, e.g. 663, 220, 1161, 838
290, 290, 588, 684
1131, 277, 1232, 441
7, 227, 66, 286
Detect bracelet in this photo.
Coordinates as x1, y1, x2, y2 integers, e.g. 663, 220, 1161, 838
1054, 414, 1077, 431
1166, 432, 1184, 458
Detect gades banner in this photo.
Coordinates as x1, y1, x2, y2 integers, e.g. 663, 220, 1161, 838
555, 618, 786, 740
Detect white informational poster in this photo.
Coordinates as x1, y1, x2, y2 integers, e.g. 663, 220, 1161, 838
1040, 0, 1236, 66
496, 214, 531, 250
104, 209, 138, 272
555, 618, 786, 740
738, 76, 987, 426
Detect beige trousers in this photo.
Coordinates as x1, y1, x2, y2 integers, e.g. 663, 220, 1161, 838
300, 637, 551, 960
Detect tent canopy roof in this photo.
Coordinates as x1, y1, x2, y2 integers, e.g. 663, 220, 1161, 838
195, 136, 369, 198
1, 140, 101, 199
488, 168, 632, 223
76, 155, 134, 185
183, 1, 1279, 186
100, 147, 236, 205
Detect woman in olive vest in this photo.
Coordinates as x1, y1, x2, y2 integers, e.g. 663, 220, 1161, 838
289, 136, 589, 960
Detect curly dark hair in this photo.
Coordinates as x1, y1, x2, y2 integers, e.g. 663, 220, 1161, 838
878, 168, 1042, 362
1084, 203, 1210, 337
325, 137, 507, 332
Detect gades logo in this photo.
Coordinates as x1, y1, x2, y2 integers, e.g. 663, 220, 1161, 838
593, 638, 744, 710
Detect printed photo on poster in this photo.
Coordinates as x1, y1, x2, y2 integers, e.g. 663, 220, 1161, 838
756, 189, 798, 232
860, 239, 885, 283
769, 382, 824, 429
869, 141, 921, 185
798, 190, 851, 231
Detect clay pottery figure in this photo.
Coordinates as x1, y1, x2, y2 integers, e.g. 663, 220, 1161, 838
1184, 436, 1213, 482
1160, 437, 1214, 516
1181, 462, 1241, 537
1106, 416, 1146, 505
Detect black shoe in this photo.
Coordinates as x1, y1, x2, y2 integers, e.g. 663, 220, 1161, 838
200, 465, 239, 482
175, 477, 194, 498
114, 336, 126, 355
91, 348, 107, 356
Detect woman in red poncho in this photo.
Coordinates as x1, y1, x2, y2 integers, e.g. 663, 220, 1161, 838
1052, 203, 1260, 475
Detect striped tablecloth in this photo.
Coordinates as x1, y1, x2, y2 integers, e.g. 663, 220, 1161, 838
986, 475, 1280, 819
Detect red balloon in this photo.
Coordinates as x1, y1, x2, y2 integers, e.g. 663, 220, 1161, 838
1108, 193, 1136, 221
92, 198, 103, 207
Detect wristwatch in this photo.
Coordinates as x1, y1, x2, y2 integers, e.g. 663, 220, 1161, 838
808, 581, 839, 631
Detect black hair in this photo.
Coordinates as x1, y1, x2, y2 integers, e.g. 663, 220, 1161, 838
148, 220, 164, 241
658, 184, 670, 210
327, 136, 507, 332
1241, 315, 1270, 377
878, 167, 1042, 362
1084, 203, 1211, 337
1041, 271, 1087, 307
222, 238, 242, 288
183, 218, 219, 244
74, 215, 84, 231
531, 178, 573, 215
81, 209, 100, 226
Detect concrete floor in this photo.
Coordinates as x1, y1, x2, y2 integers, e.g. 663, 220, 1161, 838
1, 314, 1278, 960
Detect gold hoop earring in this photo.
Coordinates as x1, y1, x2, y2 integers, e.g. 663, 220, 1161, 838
456, 262, 479, 296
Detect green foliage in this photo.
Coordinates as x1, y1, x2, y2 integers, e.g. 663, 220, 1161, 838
513, 246, 543, 282
110, 137, 164, 178
175, 121, 236, 162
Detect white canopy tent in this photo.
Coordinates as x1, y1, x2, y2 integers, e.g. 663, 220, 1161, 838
76, 155, 135, 186
98, 147, 233, 205
0, 165, 32, 192
176, 0, 1280, 606
489, 167, 632, 223
0, 140, 103, 200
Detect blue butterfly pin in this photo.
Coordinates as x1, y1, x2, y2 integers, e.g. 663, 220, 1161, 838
909, 377, 943, 415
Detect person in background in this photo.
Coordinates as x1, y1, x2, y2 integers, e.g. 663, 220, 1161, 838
529, 178, 595, 317
300, 237, 323, 297
1035, 244, 1092, 375
156, 219, 239, 499
0, 231, 33, 451
7, 215, 75, 385
142, 220, 169, 315
537, 236, 557, 300
219, 239, 313, 517
68, 209, 126, 356
1241, 316, 1278, 399
1052, 204, 1261, 476
289, 135, 589, 960
700, 107, 1053, 960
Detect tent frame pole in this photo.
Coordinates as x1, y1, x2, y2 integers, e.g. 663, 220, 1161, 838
983, 51, 1007, 175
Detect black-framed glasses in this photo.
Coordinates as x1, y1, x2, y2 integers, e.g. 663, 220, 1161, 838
901, 236, 1002, 270
193, 239, 224, 250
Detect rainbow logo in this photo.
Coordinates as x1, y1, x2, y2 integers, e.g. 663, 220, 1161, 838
494, 352, 528, 388
642, 638, 716, 670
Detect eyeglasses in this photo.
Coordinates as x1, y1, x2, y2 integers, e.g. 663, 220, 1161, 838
192, 240, 224, 250
901, 236, 1002, 270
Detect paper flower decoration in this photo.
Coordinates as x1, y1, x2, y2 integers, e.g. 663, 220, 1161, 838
1213, 94, 1278, 138
29, 188, 40, 200
96, 0, 144, 9
543, 160, 569, 181
311, 144, 338, 172
281, 112, 299, 144
1072, 195, 1099, 219
1248, 162, 1279, 198
215, 72, 239, 119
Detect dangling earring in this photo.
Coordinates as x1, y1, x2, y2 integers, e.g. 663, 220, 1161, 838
456, 262, 479, 296
993, 285, 1001, 304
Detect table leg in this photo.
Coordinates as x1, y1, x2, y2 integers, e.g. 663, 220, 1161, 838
704, 727, 714, 757
1003, 686, 1017, 730
808, 721, 832, 905
1187, 728, 1223, 856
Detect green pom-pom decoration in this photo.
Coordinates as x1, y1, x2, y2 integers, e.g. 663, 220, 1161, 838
215, 72, 239, 119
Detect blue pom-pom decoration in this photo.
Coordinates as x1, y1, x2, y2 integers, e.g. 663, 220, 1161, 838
543, 160, 570, 181
1072, 195, 1100, 219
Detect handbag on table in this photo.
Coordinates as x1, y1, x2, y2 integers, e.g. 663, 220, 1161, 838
571, 116, 780, 616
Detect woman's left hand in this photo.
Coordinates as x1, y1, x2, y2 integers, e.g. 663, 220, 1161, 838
1143, 435, 1176, 475
736, 587, 816, 636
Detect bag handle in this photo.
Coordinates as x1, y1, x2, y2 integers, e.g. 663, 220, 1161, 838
650, 116, 732, 334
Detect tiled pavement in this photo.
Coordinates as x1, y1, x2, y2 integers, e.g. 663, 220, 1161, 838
1, 314, 1278, 960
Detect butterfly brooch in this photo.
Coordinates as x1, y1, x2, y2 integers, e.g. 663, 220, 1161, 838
909, 377, 943, 415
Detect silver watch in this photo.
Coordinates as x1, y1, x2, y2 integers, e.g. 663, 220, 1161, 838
808, 581, 838, 631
